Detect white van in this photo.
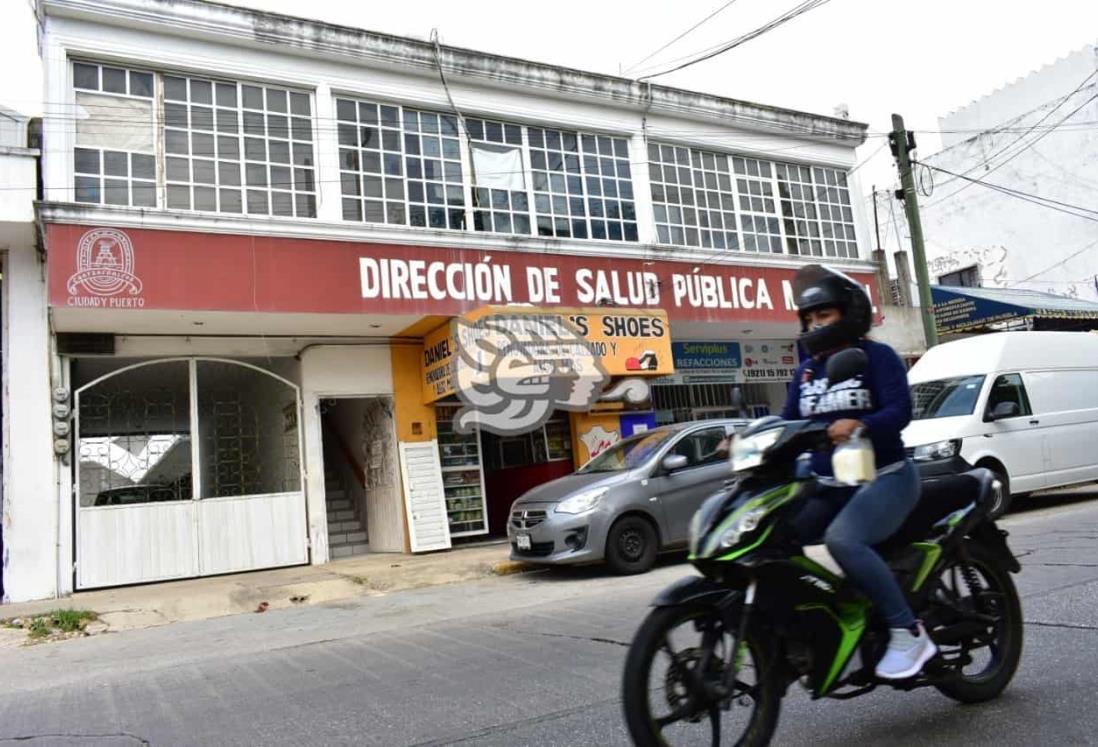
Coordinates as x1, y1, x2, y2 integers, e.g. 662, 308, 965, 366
902, 331, 1098, 514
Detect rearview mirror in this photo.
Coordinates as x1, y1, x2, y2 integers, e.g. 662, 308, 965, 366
988, 401, 1020, 421
826, 347, 868, 384
661, 454, 689, 472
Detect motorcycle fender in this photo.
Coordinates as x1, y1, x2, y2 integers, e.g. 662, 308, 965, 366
970, 522, 1021, 573
652, 576, 742, 609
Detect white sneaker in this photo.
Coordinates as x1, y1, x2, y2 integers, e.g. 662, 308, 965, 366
875, 622, 938, 680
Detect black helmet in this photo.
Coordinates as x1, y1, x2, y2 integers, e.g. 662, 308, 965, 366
793, 264, 872, 356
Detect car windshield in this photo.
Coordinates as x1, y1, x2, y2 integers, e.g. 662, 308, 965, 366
911, 375, 986, 420
578, 430, 677, 473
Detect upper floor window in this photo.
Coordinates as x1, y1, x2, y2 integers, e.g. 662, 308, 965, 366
71, 60, 317, 218
335, 96, 639, 242
72, 62, 156, 208
938, 265, 981, 287
648, 142, 859, 258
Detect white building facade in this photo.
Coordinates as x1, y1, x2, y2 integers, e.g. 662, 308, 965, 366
918, 44, 1098, 302
10, 0, 884, 602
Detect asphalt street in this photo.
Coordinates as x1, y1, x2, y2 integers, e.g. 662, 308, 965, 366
0, 489, 1096, 747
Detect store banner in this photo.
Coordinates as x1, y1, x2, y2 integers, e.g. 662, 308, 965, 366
739, 340, 800, 382
671, 341, 742, 370
422, 306, 674, 404
47, 224, 880, 325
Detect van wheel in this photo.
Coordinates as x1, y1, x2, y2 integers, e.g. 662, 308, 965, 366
978, 463, 1012, 519
606, 516, 658, 575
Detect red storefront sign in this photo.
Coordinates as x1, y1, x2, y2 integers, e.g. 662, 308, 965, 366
47, 224, 879, 322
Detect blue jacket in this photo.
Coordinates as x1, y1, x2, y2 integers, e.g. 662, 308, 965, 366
780, 338, 912, 476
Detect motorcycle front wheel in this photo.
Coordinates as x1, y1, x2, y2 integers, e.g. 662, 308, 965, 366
621, 603, 781, 747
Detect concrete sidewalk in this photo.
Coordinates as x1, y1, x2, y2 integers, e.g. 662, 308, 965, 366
0, 540, 527, 641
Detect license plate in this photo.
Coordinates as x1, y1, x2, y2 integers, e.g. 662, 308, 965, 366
516, 534, 532, 551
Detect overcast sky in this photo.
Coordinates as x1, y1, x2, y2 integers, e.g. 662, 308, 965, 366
4, 0, 1098, 195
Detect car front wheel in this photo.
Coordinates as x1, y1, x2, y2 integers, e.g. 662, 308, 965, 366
605, 515, 658, 575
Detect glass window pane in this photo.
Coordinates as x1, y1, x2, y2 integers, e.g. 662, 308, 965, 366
102, 67, 127, 94
74, 63, 99, 90
74, 148, 100, 174
129, 71, 153, 98
77, 361, 193, 508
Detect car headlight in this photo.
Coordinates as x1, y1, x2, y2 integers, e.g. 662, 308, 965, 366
555, 487, 607, 515
731, 429, 782, 472
913, 439, 961, 462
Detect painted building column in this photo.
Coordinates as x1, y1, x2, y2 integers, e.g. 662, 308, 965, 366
2, 243, 60, 602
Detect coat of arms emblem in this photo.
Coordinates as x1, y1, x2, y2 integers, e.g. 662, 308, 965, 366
67, 228, 143, 297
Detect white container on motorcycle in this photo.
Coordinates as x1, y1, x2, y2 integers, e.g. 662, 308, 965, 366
832, 429, 876, 486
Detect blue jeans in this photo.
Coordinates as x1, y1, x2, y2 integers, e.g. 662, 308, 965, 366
792, 460, 921, 629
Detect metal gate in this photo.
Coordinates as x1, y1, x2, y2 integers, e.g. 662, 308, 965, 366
651, 382, 773, 423
74, 358, 307, 589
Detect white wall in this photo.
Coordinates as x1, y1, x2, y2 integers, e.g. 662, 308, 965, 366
299, 345, 393, 562
3, 244, 58, 603
0, 154, 36, 225
920, 45, 1098, 303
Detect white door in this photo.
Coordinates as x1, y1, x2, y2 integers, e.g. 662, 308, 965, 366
978, 372, 1050, 494
75, 359, 307, 589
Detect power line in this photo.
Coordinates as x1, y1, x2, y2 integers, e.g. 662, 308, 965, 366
1011, 237, 1098, 285
917, 161, 1098, 223
623, 0, 743, 76
922, 70, 1098, 207
636, 0, 834, 81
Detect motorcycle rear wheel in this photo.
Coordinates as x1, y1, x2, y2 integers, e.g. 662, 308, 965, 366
622, 604, 781, 747
932, 541, 1024, 703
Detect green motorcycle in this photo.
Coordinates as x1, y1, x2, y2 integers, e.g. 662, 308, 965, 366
621, 349, 1023, 746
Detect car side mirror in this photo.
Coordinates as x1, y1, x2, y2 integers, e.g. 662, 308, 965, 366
988, 401, 1020, 421
825, 347, 867, 384
661, 454, 689, 473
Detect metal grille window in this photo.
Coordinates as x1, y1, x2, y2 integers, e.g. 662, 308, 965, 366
582, 133, 637, 241
163, 76, 316, 217
811, 166, 857, 258
468, 117, 530, 235
775, 163, 856, 258
337, 99, 465, 229
72, 62, 156, 207
733, 157, 783, 253
649, 143, 738, 250
529, 127, 586, 239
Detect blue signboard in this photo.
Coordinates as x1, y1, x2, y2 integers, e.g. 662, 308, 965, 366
672, 341, 742, 370
931, 287, 1024, 333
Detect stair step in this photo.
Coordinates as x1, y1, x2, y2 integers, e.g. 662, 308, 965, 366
329, 519, 362, 533
331, 542, 369, 559
326, 499, 352, 512
326, 489, 347, 500
345, 531, 367, 544
328, 509, 356, 522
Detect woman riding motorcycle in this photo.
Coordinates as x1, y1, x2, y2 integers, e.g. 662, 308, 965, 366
783, 264, 937, 680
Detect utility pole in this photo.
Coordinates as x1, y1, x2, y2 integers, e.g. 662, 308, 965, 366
890, 113, 939, 347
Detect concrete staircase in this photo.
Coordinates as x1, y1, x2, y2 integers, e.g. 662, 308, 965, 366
325, 468, 369, 559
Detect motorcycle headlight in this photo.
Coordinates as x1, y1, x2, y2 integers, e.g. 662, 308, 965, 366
730, 429, 782, 472
913, 439, 961, 462
717, 506, 768, 549
555, 487, 607, 515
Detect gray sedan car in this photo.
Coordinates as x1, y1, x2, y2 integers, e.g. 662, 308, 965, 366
507, 419, 748, 574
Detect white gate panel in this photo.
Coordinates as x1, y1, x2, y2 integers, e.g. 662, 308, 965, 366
77, 503, 198, 589
398, 440, 452, 553
198, 492, 308, 576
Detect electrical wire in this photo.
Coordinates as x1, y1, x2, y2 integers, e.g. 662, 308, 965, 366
623, 0, 743, 76
922, 70, 1098, 207
1010, 237, 1098, 285
917, 161, 1098, 223
636, 0, 834, 81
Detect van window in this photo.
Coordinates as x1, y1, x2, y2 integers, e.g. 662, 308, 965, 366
1024, 370, 1098, 412
911, 375, 986, 420
984, 373, 1032, 418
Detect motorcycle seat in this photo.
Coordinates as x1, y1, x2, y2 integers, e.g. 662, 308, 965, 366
874, 468, 994, 555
